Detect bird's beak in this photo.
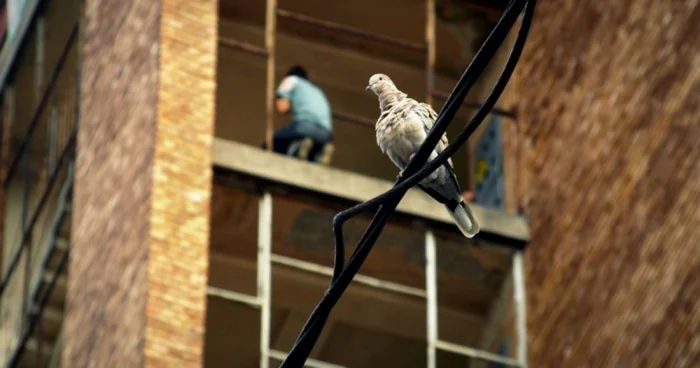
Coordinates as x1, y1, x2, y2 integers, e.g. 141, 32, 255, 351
365, 84, 372, 91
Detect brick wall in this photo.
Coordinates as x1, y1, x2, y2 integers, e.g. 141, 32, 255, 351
63, 0, 217, 366
501, 1, 700, 366
146, 0, 217, 366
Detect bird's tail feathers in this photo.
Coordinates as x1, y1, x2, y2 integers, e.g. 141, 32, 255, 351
446, 201, 480, 238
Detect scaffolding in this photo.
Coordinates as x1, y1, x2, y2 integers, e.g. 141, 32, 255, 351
0, 0, 530, 366
213, 3, 526, 366
208, 190, 527, 367
217, 1, 517, 142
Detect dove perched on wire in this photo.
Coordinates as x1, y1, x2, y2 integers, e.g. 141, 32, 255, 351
366, 73, 480, 238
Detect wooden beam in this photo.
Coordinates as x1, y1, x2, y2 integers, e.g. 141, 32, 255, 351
212, 138, 530, 243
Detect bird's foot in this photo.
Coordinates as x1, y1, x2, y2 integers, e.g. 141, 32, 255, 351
397, 170, 403, 179
409, 153, 415, 161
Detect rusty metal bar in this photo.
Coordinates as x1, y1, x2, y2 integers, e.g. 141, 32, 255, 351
277, 9, 426, 52
5, 131, 75, 368
425, 0, 436, 105
264, 0, 278, 152
468, 0, 511, 11
332, 111, 375, 128
21, 146, 31, 328
218, 37, 269, 58
7, 224, 70, 368
4, 23, 78, 188
431, 90, 517, 119
0, 132, 75, 298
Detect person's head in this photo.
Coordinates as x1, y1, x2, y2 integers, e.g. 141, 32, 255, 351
286, 65, 308, 80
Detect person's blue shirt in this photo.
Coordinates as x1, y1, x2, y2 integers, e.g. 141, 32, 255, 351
275, 75, 332, 132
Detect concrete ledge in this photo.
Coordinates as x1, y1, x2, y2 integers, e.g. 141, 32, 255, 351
213, 138, 530, 243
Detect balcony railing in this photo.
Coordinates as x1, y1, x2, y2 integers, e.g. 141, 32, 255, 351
0, 0, 79, 364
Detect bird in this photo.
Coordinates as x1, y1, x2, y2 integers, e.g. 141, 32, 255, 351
365, 73, 480, 238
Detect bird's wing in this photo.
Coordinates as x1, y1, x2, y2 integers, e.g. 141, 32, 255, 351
417, 102, 454, 169
376, 114, 410, 170
412, 102, 465, 205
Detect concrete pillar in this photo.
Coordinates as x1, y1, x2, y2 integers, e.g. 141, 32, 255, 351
62, 0, 218, 366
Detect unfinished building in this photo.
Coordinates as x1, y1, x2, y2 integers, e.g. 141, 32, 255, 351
0, 0, 531, 367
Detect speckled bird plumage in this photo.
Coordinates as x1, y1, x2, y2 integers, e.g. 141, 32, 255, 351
366, 73, 480, 238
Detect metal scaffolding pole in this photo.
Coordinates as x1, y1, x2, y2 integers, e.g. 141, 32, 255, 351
207, 198, 525, 367
271, 253, 425, 298
425, 0, 436, 106
513, 251, 528, 367
207, 286, 261, 309
425, 230, 438, 368
425, 231, 523, 368
264, 0, 278, 152
258, 191, 273, 368
425, 3, 437, 362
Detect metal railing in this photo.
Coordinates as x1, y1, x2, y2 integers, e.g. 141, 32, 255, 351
6, 170, 73, 367
0, 5, 79, 364
208, 192, 527, 368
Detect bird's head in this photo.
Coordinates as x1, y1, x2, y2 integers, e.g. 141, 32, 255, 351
365, 73, 396, 95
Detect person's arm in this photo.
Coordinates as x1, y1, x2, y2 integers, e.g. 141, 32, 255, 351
462, 190, 475, 202
274, 75, 297, 116
275, 98, 291, 115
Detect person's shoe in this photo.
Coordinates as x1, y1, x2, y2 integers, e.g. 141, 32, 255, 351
317, 143, 335, 165
297, 137, 314, 160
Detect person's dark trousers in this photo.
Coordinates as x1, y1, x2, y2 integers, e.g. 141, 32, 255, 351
262, 120, 333, 160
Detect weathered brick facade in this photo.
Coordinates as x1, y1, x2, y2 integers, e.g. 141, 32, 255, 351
501, 1, 700, 366
63, 0, 217, 366
146, 0, 217, 366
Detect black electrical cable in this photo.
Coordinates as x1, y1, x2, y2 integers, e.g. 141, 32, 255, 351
281, 1, 533, 365
280, 0, 535, 366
